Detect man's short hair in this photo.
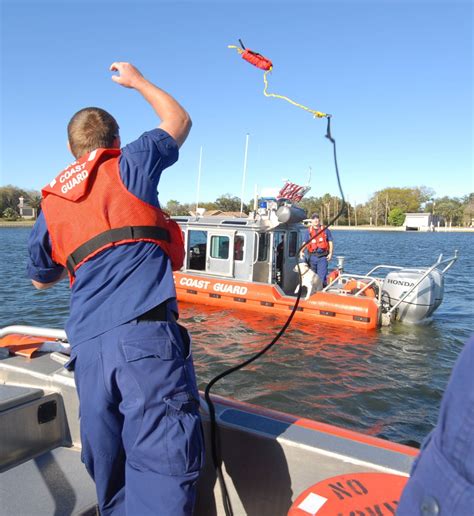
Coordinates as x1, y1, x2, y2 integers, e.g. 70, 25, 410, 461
311, 213, 320, 219
67, 107, 119, 159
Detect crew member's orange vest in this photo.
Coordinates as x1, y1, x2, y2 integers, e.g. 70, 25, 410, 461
41, 148, 184, 284
307, 225, 329, 253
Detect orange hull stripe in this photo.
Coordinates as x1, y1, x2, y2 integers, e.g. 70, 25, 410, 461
175, 272, 379, 329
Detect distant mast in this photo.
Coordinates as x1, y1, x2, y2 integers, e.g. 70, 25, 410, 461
195, 146, 203, 212
240, 133, 250, 216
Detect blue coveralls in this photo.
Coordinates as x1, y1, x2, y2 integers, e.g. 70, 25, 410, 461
27, 129, 204, 515
397, 335, 474, 514
304, 226, 333, 285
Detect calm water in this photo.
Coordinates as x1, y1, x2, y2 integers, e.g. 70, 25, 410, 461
1, 228, 473, 446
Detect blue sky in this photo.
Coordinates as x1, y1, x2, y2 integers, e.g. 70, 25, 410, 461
1, 0, 472, 206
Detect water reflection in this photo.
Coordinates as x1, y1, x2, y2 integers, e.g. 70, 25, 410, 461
180, 300, 460, 446
2, 228, 473, 447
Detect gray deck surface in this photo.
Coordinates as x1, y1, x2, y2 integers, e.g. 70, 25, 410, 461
0, 447, 96, 516
0, 385, 43, 412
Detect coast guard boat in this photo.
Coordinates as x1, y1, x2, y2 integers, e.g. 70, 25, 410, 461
0, 325, 417, 515
174, 197, 458, 330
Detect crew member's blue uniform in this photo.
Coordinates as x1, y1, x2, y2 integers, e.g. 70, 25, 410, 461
397, 336, 474, 515
304, 226, 333, 285
27, 129, 204, 515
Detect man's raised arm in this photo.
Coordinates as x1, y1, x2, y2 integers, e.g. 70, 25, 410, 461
109, 62, 192, 148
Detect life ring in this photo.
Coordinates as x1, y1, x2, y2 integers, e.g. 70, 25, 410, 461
288, 472, 408, 516
344, 279, 377, 298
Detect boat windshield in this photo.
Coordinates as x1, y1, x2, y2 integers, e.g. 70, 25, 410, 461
257, 233, 270, 262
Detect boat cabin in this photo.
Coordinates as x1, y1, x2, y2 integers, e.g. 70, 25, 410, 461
174, 203, 309, 295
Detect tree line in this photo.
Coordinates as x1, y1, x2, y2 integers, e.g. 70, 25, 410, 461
166, 188, 474, 227
1, 185, 473, 227
0, 185, 42, 220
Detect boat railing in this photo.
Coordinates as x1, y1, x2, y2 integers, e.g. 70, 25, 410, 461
324, 274, 382, 301
366, 250, 458, 277
0, 325, 68, 341
323, 249, 458, 303
366, 264, 404, 275
438, 251, 459, 274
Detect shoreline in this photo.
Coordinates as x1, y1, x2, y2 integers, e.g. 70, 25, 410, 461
330, 225, 474, 233
0, 221, 36, 227
0, 220, 473, 233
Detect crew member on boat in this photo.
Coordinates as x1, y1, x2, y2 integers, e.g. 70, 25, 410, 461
397, 335, 474, 515
300, 213, 334, 285
26, 62, 204, 516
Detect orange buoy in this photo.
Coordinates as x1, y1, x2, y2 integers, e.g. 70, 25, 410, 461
241, 49, 273, 71
344, 279, 377, 298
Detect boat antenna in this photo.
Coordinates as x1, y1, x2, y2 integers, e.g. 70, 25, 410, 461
240, 133, 250, 216
195, 146, 203, 213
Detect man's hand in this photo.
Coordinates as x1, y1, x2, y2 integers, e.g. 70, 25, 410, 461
31, 269, 68, 290
110, 62, 145, 89
109, 61, 192, 148
327, 241, 334, 262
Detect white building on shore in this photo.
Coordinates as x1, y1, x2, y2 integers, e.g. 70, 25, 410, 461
404, 213, 442, 231
17, 197, 36, 219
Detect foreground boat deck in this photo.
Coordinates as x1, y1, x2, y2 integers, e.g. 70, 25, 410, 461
0, 349, 416, 515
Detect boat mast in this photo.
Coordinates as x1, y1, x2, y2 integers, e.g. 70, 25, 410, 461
195, 146, 203, 212
240, 133, 250, 216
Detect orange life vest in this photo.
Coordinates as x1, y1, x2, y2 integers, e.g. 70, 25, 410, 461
41, 148, 184, 284
307, 225, 330, 253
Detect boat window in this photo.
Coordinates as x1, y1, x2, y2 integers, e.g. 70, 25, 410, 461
210, 235, 230, 260
299, 229, 307, 248
234, 235, 245, 261
288, 231, 297, 257
257, 233, 269, 262
221, 220, 247, 225
188, 230, 207, 270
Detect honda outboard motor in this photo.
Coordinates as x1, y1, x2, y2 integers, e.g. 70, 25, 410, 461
381, 268, 444, 323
